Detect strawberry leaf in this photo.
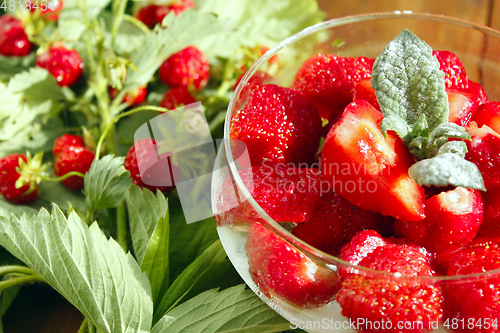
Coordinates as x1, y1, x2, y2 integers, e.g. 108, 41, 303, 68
151, 284, 290, 333
0, 53, 36, 79
58, 0, 112, 40
0, 205, 153, 333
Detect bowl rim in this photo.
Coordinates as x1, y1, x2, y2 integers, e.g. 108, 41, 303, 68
223, 11, 500, 282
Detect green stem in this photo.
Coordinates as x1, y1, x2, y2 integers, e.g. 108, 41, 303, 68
0, 266, 36, 276
0, 275, 45, 292
88, 323, 96, 333
123, 14, 151, 35
116, 202, 127, 252
95, 105, 171, 159
111, 0, 128, 46
78, 319, 88, 333
44, 171, 85, 183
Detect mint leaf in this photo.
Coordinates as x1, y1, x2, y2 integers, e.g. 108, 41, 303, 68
84, 155, 132, 214
0, 206, 153, 333
152, 284, 290, 333
429, 122, 471, 141
409, 153, 486, 190
371, 29, 449, 138
438, 141, 468, 158
380, 116, 409, 139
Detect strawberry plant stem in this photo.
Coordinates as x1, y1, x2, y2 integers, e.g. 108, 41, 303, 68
116, 202, 127, 252
0, 266, 36, 276
88, 323, 96, 333
123, 14, 151, 34
0, 274, 45, 292
77, 319, 88, 333
44, 171, 85, 182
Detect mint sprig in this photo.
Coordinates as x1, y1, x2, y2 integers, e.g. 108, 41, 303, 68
372, 29, 485, 190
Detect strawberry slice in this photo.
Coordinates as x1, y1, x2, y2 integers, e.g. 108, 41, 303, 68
337, 230, 444, 333
393, 187, 484, 254
433, 50, 469, 90
447, 88, 479, 127
466, 125, 500, 190
444, 243, 500, 333
478, 187, 500, 237
352, 78, 380, 110
467, 80, 489, 105
246, 222, 339, 308
291, 54, 374, 119
472, 102, 500, 135
321, 100, 425, 221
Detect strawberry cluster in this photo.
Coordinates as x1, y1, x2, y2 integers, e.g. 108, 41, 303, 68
225, 42, 500, 332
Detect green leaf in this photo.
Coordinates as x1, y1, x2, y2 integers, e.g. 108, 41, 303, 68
8, 68, 65, 105
0, 206, 153, 333
154, 240, 226, 323
84, 155, 132, 214
0, 198, 38, 220
408, 136, 429, 160
152, 285, 290, 333
429, 122, 471, 141
0, 53, 36, 79
380, 116, 409, 140
438, 141, 468, 158
409, 153, 486, 190
0, 285, 21, 318
372, 29, 449, 136
37, 178, 87, 213
410, 113, 430, 139
58, 0, 112, 40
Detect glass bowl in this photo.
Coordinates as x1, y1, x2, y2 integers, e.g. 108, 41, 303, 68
212, 12, 500, 333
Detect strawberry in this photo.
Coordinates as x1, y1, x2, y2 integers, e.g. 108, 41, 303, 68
0, 15, 32, 57
230, 84, 322, 166
246, 222, 339, 308
30, 0, 64, 21
393, 187, 484, 254
321, 100, 426, 221
36, 46, 84, 87
472, 102, 500, 134
447, 88, 479, 127
135, 4, 159, 29
159, 46, 209, 91
433, 50, 469, 90
466, 125, 500, 190
155, 0, 194, 23
159, 87, 196, 110
337, 230, 444, 333
110, 86, 148, 107
478, 187, 500, 237
444, 243, 500, 333
53, 135, 95, 190
291, 54, 374, 119
124, 138, 178, 193
0, 154, 39, 205
352, 78, 380, 110
468, 80, 489, 105
291, 191, 393, 256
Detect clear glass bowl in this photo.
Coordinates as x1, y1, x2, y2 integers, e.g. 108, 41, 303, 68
212, 12, 500, 333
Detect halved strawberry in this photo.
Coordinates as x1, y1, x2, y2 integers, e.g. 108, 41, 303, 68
352, 78, 380, 110
393, 187, 484, 254
291, 54, 374, 119
433, 50, 469, 90
246, 222, 339, 308
447, 89, 479, 127
472, 102, 500, 135
466, 125, 500, 190
321, 100, 425, 221
478, 187, 500, 237
467, 80, 489, 105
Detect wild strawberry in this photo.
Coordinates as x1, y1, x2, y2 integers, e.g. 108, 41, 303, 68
230, 84, 322, 166
472, 102, 500, 134
155, 0, 194, 23
159, 87, 196, 110
124, 138, 178, 193
478, 187, 500, 237
0, 154, 39, 205
159, 46, 209, 91
110, 86, 148, 107
466, 125, 500, 190
291, 54, 374, 119
30, 0, 64, 21
337, 230, 444, 333
135, 4, 159, 29
447, 88, 479, 127
53, 135, 95, 190
36, 46, 84, 87
352, 78, 380, 110
246, 222, 339, 308
292, 191, 393, 256
433, 50, 469, 90
0, 15, 32, 57
321, 100, 426, 221
393, 187, 484, 254
444, 243, 500, 333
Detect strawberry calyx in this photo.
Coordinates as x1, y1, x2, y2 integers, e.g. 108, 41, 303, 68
14, 152, 50, 195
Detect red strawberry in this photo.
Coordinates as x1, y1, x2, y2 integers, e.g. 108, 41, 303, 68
110, 86, 148, 107
292, 191, 393, 256
135, 5, 159, 29
54, 138, 95, 190
352, 78, 380, 110
36, 46, 84, 87
447, 88, 479, 127
159, 46, 209, 91
0, 154, 38, 205
124, 138, 178, 193
467, 80, 489, 105
155, 0, 194, 23
472, 102, 500, 135
478, 187, 500, 237
444, 244, 500, 333
230, 84, 322, 166
291, 54, 374, 119
321, 100, 426, 221
0, 15, 32, 57
30, 0, 64, 21
246, 222, 339, 308
159, 87, 196, 110
393, 187, 484, 254
337, 230, 443, 333
466, 125, 500, 190
433, 50, 469, 90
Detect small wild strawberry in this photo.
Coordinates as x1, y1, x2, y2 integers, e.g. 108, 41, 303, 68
159, 46, 209, 91
36, 46, 84, 87
159, 87, 196, 110
0, 15, 32, 57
